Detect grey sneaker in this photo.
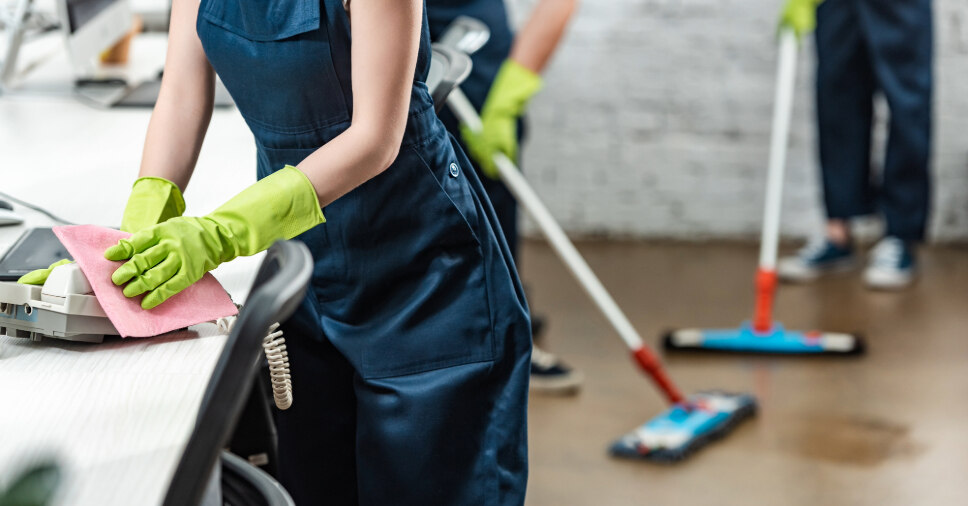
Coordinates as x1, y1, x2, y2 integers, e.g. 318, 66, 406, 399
778, 238, 856, 282
863, 237, 916, 290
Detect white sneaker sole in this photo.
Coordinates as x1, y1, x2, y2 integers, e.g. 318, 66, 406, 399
863, 268, 915, 290
777, 257, 856, 283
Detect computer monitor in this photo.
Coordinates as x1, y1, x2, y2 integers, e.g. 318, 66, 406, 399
3, 0, 230, 107
55, 0, 132, 77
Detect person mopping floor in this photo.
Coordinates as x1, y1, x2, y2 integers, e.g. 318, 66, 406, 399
776, 0, 933, 290
448, 84, 758, 462
663, 4, 864, 356
428, 0, 583, 393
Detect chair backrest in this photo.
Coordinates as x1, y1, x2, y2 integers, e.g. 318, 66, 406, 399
428, 44, 473, 113
436, 15, 491, 55
163, 240, 313, 506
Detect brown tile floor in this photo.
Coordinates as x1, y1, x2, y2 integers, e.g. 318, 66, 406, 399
519, 239, 968, 506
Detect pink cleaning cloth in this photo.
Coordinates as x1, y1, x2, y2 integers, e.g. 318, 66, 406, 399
53, 225, 238, 338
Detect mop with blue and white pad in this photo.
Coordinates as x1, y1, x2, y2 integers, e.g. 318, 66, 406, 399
448, 86, 757, 461
439, 16, 757, 457
609, 391, 757, 462
663, 29, 865, 356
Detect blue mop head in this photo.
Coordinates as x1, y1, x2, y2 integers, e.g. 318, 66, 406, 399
609, 391, 756, 462
663, 321, 865, 355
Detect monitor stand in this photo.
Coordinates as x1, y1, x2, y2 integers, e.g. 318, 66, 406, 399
0, 0, 55, 91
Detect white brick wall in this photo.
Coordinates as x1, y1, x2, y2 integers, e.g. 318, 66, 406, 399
507, 0, 968, 242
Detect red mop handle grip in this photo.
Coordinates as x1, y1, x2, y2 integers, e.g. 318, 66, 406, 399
752, 268, 777, 333
632, 347, 685, 405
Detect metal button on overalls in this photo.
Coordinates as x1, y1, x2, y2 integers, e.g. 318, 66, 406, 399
428, 0, 524, 259
195, 1, 531, 504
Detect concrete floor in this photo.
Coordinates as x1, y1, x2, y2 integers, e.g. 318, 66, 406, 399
519, 239, 968, 505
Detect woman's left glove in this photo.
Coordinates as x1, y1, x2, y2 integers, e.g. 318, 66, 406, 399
104, 165, 325, 309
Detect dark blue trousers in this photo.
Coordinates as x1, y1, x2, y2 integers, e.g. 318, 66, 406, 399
815, 0, 933, 241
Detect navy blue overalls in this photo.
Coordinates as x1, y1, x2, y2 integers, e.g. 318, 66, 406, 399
815, 0, 933, 241
426, 0, 523, 259
195, 1, 531, 504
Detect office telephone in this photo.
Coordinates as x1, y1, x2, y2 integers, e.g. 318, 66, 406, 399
0, 262, 292, 410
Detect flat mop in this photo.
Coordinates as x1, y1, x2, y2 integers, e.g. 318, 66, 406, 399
663, 29, 865, 356
443, 45, 755, 461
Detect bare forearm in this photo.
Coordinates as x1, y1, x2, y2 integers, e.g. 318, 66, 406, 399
295, 0, 421, 207
296, 125, 399, 207
137, 0, 215, 191
510, 0, 578, 74
138, 89, 213, 190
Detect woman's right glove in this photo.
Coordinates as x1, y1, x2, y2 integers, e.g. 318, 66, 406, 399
17, 177, 185, 286
105, 166, 325, 310
119, 177, 186, 233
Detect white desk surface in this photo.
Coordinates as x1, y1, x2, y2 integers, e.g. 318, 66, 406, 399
0, 30, 270, 505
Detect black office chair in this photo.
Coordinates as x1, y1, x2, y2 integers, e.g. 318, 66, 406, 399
428, 44, 473, 113
163, 240, 313, 506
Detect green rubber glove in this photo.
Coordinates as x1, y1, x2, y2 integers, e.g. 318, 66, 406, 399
121, 177, 186, 233
16, 177, 185, 286
460, 59, 542, 179
779, 0, 822, 38
105, 166, 325, 310
16, 259, 73, 285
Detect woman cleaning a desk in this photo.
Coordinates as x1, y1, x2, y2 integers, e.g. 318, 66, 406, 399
25, 0, 532, 503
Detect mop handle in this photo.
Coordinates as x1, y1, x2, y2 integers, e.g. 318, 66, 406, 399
753, 29, 798, 332
447, 89, 685, 405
